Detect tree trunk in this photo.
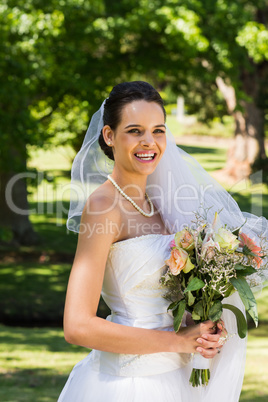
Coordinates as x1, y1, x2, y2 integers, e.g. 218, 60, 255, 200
0, 153, 39, 246
224, 110, 252, 179
216, 76, 267, 181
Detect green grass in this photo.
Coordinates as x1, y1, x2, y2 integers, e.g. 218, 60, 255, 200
166, 114, 235, 138
0, 263, 69, 326
255, 287, 268, 321
27, 145, 75, 172
179, 143, 228, 172
0, 261, 109, 326
29, 202, 77, 254
0, 201, 77, 255
0, 324, 87, 401
179, 143, 268, 217
240, 324, 268, 401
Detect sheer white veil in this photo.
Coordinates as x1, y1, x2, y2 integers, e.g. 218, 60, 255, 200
67, 99, 268, 290
67, 100, 113, 232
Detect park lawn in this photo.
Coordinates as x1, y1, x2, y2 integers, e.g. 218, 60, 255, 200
240, 327, 268, 402
28, 145, 75, 172
0, 324, 87, 402
179, 143, 268, 217
0, 263, 70, 326
166, 114, 235, 138
0, 262, 109, 326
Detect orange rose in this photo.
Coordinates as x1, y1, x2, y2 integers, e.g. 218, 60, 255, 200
166, 247, 194, 275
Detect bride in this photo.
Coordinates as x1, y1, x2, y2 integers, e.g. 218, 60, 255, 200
58, 81, 266, 401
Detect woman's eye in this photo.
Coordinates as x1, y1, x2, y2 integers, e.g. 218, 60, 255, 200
127, 128, 166, 134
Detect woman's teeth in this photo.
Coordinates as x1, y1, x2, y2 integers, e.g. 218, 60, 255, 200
135, 153, 155, 160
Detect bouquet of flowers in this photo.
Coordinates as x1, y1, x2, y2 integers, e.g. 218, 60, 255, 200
161, 211, 267, 387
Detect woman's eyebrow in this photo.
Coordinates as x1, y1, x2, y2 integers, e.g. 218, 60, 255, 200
124, 124, 142, 128
124, 124, 166, 129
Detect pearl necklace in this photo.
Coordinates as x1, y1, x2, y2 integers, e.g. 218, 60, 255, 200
107, 175, 154, 217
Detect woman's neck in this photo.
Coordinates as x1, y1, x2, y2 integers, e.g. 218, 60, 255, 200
109, 171, 147, 198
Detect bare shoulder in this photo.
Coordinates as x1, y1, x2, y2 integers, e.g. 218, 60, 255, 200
83, 182, 119, 217
80, 181, 122, 244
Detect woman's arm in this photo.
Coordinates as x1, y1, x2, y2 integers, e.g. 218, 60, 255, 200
63, 194, 221, 358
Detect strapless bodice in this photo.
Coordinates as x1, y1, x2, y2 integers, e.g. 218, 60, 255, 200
102, 233, 175, 328
88, 234, 191, 377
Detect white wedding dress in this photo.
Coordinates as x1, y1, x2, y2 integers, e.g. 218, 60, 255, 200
58, 233, 247, 402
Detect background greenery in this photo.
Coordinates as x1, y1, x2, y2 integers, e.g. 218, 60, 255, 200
1, 0, 268, 400
1, 0, 267, 244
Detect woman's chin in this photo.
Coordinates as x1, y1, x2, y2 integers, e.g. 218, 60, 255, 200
133, 155, 161, 172
134, 164, 159, 176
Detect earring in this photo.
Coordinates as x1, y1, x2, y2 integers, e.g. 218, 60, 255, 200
107, 141, 112, 146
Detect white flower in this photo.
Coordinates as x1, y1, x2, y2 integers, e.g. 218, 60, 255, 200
214, 227, 240, 252
201, 239, 220, 260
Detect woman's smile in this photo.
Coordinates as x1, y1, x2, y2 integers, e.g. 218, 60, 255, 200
134, 151, 157, 163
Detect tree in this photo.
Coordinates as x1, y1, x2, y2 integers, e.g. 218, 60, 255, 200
0, 0, 121, 244
171, 0, 268, 180
98, 0, 268, 180
2, 0, 267, 245
0, 0, 59, 244
1, 0, 206, 244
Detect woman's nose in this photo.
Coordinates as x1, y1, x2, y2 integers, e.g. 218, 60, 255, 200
140, 130, 155, 146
